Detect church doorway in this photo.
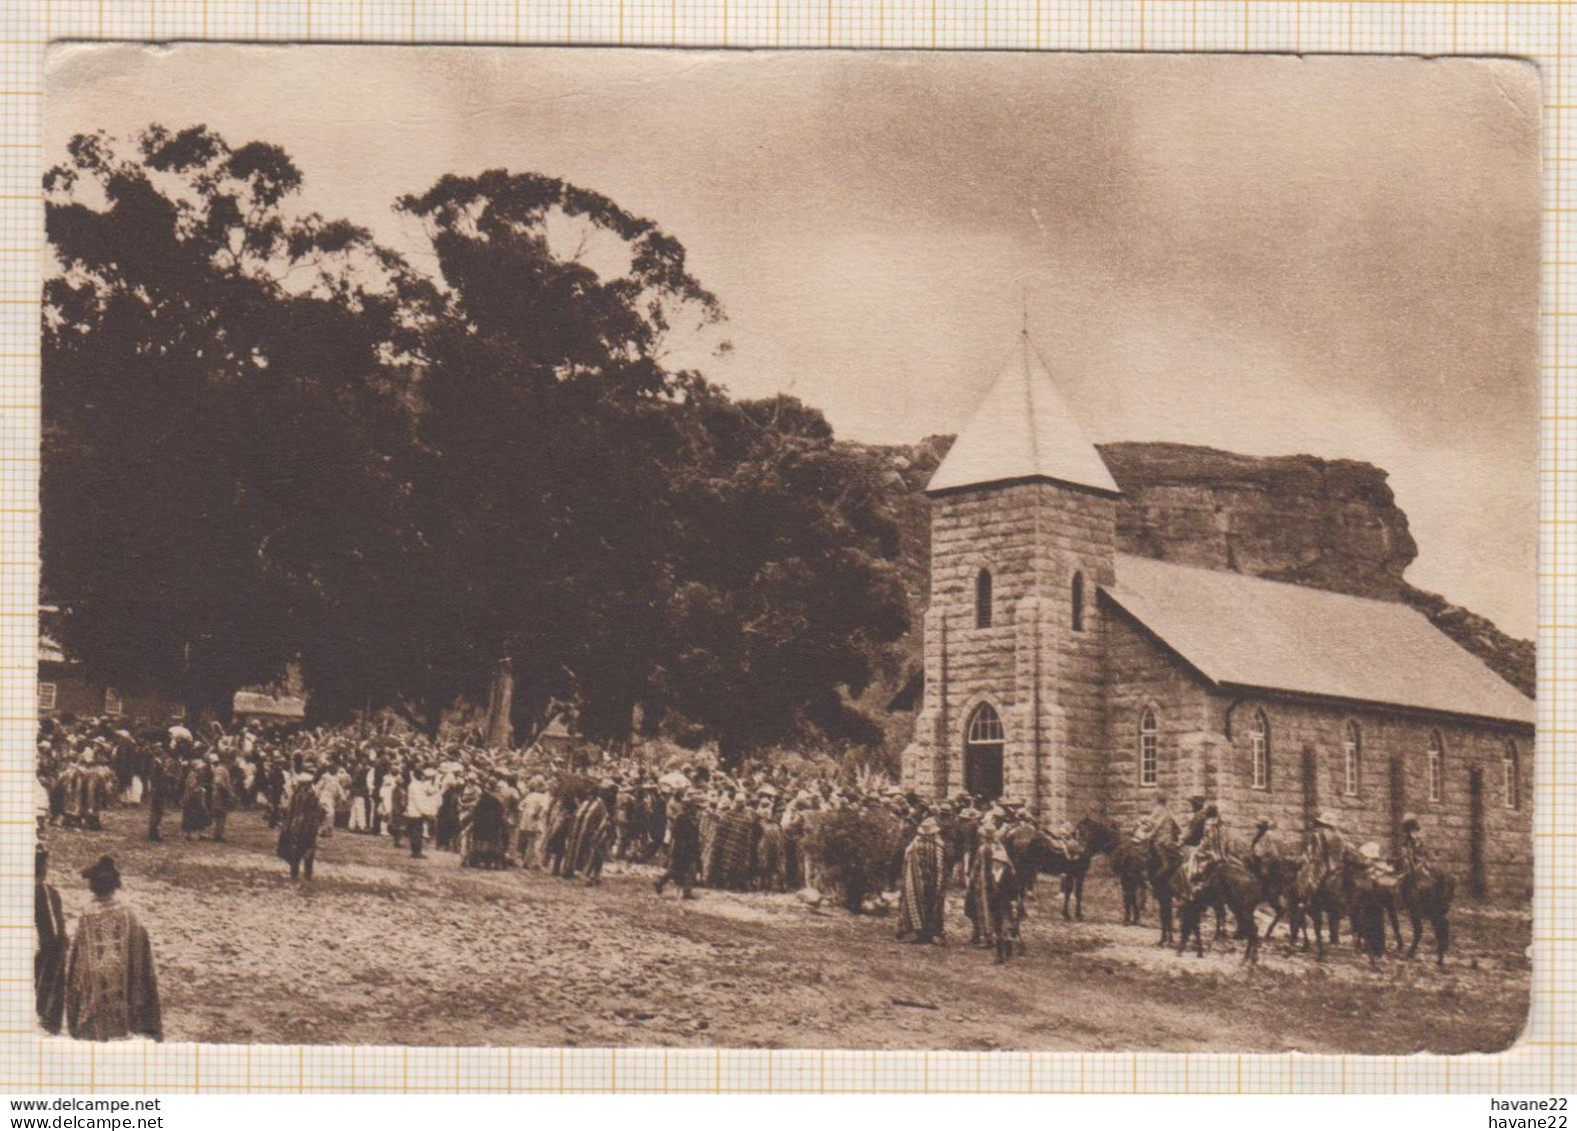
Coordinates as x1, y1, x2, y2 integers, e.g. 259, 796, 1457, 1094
964, 702, 1006, 802
1468, 767, 1487, 898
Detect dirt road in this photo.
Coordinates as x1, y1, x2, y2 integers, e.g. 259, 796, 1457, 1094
40, 808, 1530, 1052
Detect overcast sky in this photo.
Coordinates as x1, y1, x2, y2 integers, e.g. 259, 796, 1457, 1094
46, 46, 1541, 638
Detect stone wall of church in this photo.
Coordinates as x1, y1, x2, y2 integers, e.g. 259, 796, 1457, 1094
1207, 694, 1534, 900
1099, 606, 1215, 828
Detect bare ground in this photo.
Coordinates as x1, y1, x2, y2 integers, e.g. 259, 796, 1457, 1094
42, 808, 1531, 1052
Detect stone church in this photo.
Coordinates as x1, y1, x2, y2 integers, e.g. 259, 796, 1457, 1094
900, 332, 1536, 897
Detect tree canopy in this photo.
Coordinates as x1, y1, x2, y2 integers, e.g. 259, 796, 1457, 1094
42, 126, 909, 761
43, 126, 428, 717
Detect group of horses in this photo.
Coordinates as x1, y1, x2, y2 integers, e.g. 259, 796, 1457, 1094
932, 814, 1457, 968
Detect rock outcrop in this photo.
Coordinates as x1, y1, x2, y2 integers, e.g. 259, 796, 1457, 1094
849, 436, 1534, 707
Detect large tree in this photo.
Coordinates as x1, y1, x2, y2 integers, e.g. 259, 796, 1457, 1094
397, 170, 909, 756
45, 135, 911, 754
657, 393, 911, 759
394, 171, 724, 743
42, 125, 427, 717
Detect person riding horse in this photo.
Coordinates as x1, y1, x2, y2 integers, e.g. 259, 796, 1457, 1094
1181, 799, 1226, 892
1306, 809, 1351, 876
1393, 811, 1457, 964
1399, 812, 1430, 874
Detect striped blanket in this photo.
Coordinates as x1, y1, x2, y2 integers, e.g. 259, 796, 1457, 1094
705, 810, 758, 891
562, 797, 611, 879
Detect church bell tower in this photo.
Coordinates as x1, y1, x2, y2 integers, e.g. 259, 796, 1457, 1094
902, 328, 1121, 826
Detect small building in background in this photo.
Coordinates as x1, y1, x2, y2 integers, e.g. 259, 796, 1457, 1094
37, 613, 183, 723
232, 690, 307, 725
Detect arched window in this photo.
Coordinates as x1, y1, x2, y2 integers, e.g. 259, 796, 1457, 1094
1504, 740, 1521, 811
1071, 571, 1086, 633
964, 702, 1006, 801
1343, 721, 1362, 796
1427, 730, 1445, 803
1250, 709, 1270, 790
1138, 708, 1159, 787
975, 568, 993, 629
967, 702, 1005, 744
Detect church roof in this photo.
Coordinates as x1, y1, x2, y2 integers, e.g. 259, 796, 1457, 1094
1103, 554, 1535, 727
926, 333, 1120, 496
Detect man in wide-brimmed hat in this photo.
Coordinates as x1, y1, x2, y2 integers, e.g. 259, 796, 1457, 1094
63, 855, 162, 1042
1398, 812, 1431, 874
277, 770, 325, 882
965, 823, 1021, 964
1307, 809, 1351, 877
654, 791, 702, 900
517, 775, 551, 869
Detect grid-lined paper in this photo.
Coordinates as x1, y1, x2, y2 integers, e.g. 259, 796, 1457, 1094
0, 0, 1570, 1093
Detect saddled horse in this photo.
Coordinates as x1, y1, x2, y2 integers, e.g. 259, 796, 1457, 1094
1002, 817, 1119, 921
1244, 847, 1301, 943
1173, 857, 1270, 966
1146, 839, 1184, 946
1292, 854, 1360, 959
1397, 861, 1456, 965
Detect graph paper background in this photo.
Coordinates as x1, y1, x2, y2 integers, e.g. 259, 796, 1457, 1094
0, 0, 1569, 1095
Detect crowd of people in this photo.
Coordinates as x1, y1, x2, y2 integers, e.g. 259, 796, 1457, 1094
36, 710, 1079, 1039
34, 710, 1439, 1040
36, 712, 944, 894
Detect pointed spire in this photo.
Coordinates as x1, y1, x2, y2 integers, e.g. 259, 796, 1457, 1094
926, 332, 1120, 497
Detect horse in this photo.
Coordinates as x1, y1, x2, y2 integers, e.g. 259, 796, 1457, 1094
1398, 862, 1456, 964
1243, 845, 1301, 943
1003, 817, 1119, 920
1145, 839, 1183, 945
1173, 858, 1269, 966
1293, 855, 1358, 959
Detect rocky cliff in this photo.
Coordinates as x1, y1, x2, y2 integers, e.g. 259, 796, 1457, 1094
851, 436, 1534, 710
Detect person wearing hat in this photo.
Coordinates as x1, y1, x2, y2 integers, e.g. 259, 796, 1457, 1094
1242, 815, 1286, 891
314, 760, 347, 841
80, 747, 114, 832
34, 843, 65, 1034
205, 750, 236, 844
1398, 812, 1430, 874
895, 815, 948, 945
562, 782, 614, 885
755, 798, 788, 892
404, 766, 442, 859
178, 756, 212, 841
1181, 794, 1210, 849
262, 753, 289, 830
144, 740, 180, 843
965, 823, 1022, 963
654, 792, 703, 900
1307, 810, 1351, 879
56, 756, 85, 830
517, 776, 551, 869
277, 770, 325, 882
63, 856, 163, 1042
1143, 793, 1175, 839
1185, 800, 1230, 888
